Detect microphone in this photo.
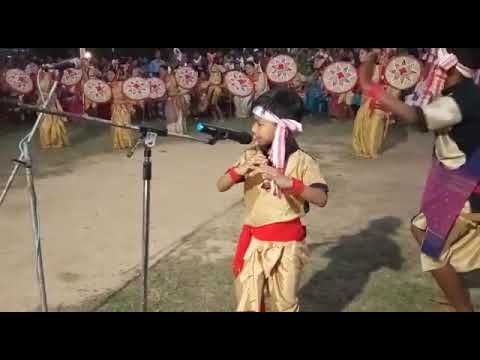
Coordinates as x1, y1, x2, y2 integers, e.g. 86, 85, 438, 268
196, 122, 252, 145
42, 58, 81, 71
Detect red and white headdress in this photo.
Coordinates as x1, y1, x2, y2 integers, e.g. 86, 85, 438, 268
252, 106, 303, 171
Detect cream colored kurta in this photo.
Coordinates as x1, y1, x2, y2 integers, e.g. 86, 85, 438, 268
232, 148, 327, 312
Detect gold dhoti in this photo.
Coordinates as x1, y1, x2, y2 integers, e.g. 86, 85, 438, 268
235, 238, 309, 312
39, 114, 69, 149
412, 203, 480, 273
111, 103, 134, 150
352, 98, 386, 159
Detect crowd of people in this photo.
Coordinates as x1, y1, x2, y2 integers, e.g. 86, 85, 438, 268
2, 48, 479, 152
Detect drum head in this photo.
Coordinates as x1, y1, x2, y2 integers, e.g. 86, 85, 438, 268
266, 54, 298, 83
122, 77, 150, 101
83, 79, 112, 104
5, 69, 33, 94
61, 68, 83, 86
224, 71, 254, 97
384, 55, 422, 90
322, 62, 358, 94
175, 66, 199, 90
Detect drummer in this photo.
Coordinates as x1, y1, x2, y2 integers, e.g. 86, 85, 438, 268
232, 62, 270, 119
352, 49, 401, 158
37, 70, 69, 149
81, 57, 103, 115
246, 62, 269, 100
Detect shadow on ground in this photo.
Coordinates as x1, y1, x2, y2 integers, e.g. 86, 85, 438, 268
300, 216, 404, 312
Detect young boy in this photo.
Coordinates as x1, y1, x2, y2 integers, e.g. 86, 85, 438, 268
360, 48, 480, 311
216, 88, 329, 312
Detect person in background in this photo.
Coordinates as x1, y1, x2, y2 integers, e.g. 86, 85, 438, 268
352, 49, 400, 158
224, 53, 235, 71
109, 68, 135, 149
207, 53, 227, 121
161, 65, 187, 134
149, 49, 166, 77
37, 70, 69, 149
192, 51, 205, 72
304, 67, 324, 115
192, 70, 210, 117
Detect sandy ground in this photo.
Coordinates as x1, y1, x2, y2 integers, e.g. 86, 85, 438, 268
0, 120, 244, 311
2, 116, 479, 312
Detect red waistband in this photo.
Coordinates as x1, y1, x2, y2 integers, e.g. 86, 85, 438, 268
233, 218, 306, 277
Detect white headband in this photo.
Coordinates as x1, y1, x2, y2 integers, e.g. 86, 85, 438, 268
252, 106, 303, 196
252, 106, 303, 172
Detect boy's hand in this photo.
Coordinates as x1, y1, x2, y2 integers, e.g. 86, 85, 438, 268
236, 153, 268, 176
249, 165, 294, 190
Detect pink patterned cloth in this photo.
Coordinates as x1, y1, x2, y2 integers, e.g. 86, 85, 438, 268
411, 48, 474, 107
421, 155, 480, 258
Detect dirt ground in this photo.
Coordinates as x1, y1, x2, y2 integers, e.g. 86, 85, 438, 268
0, 118, 244, 311
2, 114, 480, 312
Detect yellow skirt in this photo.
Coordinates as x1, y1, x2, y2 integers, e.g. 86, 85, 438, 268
208, 85, 223, 106
352, 99, 386, 159
111, 104, 134, 150
39, 114, 69, 149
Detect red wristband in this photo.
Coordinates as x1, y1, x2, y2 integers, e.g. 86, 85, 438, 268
227, 167, 243, 183
366, 83, 385, 102
285, 178, 305, 196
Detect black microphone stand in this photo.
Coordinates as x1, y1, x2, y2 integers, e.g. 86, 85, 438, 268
127, 126, 163, 312
0, 100, 207, 312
